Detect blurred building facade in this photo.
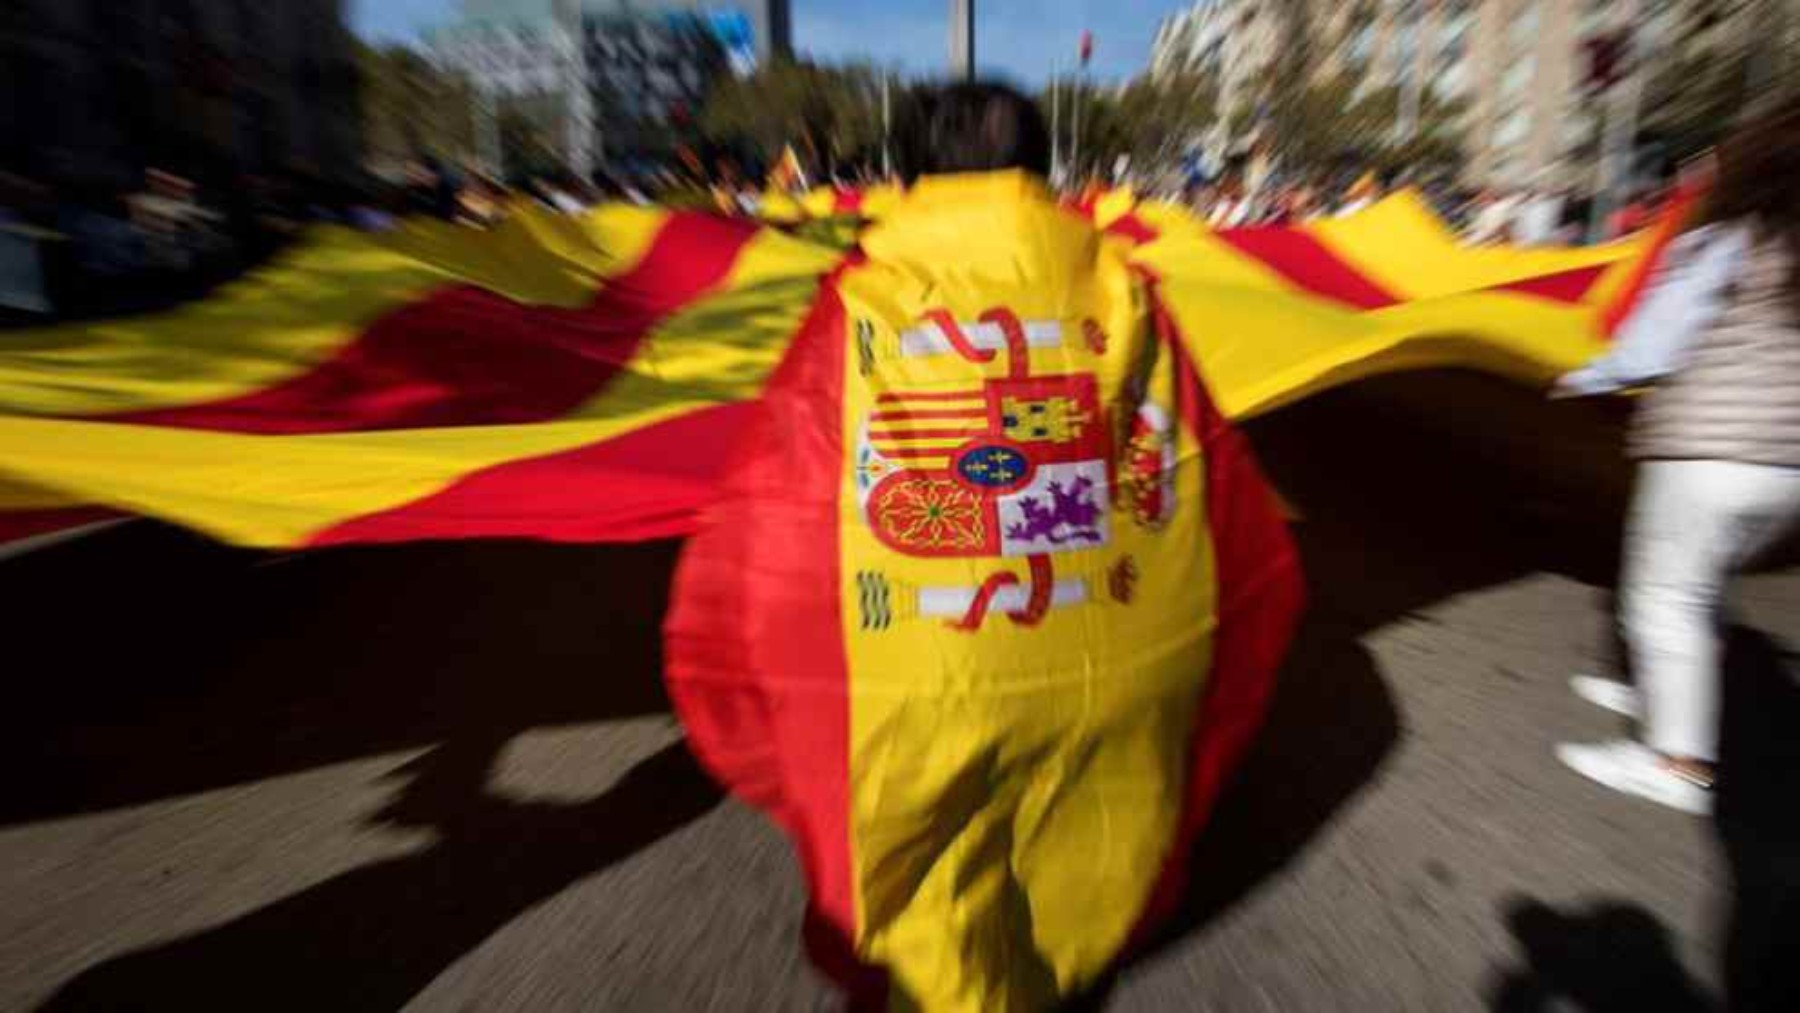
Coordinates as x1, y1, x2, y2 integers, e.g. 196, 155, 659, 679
429, 0, 782, 177
1150, 0, 1284, 120
1151, 0, 1794, 188
0, 0, 360, 190
428, 0, 593, 178
584, 12, 733, 166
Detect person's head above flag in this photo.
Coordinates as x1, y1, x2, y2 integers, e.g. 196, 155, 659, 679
891, 81, 1050, 184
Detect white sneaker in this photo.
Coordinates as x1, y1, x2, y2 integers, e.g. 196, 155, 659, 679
1556, 739, 1713, 816
1569, 675, 1641, 719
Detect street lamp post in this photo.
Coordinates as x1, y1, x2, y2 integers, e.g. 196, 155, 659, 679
1071, 71, 1082, 181
882, 71, 893, 179
950, 0, 974, 81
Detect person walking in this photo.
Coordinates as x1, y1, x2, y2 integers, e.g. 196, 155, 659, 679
666, 82, 1302, 1010
1552, 99, 1800, 815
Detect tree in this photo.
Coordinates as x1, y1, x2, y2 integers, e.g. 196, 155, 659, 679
1240, 73, 1467, 179
496, 95, 565, 180
356, 42, 477, 172
1047, 72, 1219, 181
697, 60, 890, 176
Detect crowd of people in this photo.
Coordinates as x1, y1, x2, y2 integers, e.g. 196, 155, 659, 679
0, 166, 378, 324
3, 140, 1698, 330
0, 147, 894, 328
0, 159, 673, 326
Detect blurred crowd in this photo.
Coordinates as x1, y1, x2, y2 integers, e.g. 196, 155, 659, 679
0, 161, 642, 325
0, 166, 373, 324
1, 145, 1687, 328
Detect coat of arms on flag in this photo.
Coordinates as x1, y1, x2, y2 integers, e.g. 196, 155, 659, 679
858, 372, 1111, 558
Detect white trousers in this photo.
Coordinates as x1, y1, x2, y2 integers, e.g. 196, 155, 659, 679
1622, 459, 1800, 761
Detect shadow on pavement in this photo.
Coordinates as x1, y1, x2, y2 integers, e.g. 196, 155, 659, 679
1082, 371, 1639, 1003
1289, 376, 1796, 1013
1716, 627, 1800, 1013
2, 369, 1722, 1010
41, 739, 719, 1012
0, 534, 685, 824
3, 533, 723, 1011
1487, 898, 1715, 1012
1478, 625, 1800, 1013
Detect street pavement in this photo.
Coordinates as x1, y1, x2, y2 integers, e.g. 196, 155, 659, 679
2, 374, 1796, 1012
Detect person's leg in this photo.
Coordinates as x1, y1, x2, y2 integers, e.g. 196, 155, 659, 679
1620, 460, 1734, 764
1561, 459, 1800, 814
1623, 459, 1800, 764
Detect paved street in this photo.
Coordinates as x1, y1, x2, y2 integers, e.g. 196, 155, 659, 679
2, 374, 1796, 1012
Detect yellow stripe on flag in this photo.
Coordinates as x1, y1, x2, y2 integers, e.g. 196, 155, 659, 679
0, 220, 837, 546
1307, 192, 1641, 302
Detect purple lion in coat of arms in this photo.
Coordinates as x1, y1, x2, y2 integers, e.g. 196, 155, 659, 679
1005, 476, 1104, 546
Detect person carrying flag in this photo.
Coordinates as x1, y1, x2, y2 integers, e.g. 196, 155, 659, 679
1554, 98, 1800, 816
665, 83, 1304, 1011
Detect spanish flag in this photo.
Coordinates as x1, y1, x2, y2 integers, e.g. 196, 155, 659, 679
0, 185, 1661, 552
0, 175, 1676, 1007
668, 170, 1303, 1008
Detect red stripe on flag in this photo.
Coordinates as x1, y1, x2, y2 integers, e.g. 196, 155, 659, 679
865, 427, 983, 441
869, 408, 987, 423
831, 188, 865, 215
1105, 213, 1161, 246
1488, 263, 1608, 304
664, 257, 885, 1002
108, 213, 759, 434
1599, 186, 1701, 338
1128, 269, 1305, 943
1062, 193, 1101, 219
1215, 227, 1402, 310
306, 403, 755, 546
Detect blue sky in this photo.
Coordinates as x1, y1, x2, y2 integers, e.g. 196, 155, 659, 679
349, 0, 1178, 85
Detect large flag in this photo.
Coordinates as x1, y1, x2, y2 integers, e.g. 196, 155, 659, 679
0, 189, 1663, 552
1092, 189, 1655, 417
0, 175, 1680, 1007
0, 204, 838, 547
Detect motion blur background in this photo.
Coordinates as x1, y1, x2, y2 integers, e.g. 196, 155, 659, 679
3, 5, 1800, 1012
5, 1, 1800, 323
